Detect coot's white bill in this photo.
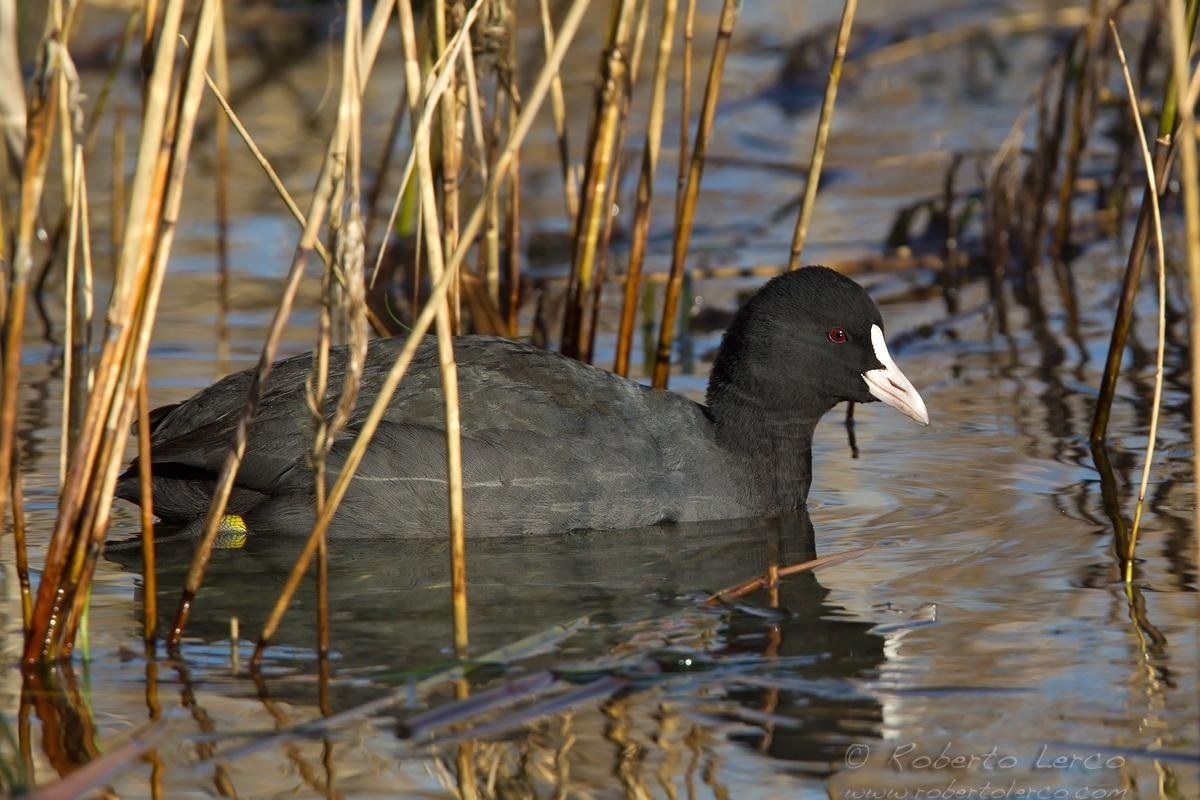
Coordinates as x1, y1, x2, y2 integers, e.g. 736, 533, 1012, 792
862, 324, 929, 425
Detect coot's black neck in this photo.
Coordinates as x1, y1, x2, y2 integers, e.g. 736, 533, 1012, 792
705, 380, 824, 512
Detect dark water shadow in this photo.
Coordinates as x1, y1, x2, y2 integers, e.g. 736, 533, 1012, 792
103, 512, 888, 774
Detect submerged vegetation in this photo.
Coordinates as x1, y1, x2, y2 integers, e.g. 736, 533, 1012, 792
0, 0, 1197, 796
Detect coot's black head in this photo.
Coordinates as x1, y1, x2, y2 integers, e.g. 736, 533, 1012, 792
706, 266, 928, 431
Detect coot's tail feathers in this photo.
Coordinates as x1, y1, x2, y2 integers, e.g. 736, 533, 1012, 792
114, 461, 271, 523
117, 401, 183, 502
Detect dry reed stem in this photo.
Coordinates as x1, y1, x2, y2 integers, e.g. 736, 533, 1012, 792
22, 0, 187, 663
539, 0, 580, 222
459, 29, 496, 305
73, 155, 95, 448
562, 0, 638, 361
405, 0, 472, 659
61, 0, 222, 652
455, 688, 478, 800
249, 0, 595, 665
110, 109, 125, 269
136, 377, 157, 644
1165, 0, 1200, 547
30, 5, 136, 290
317, 0, 370, 659
651, 0, 738, 389
142, 0, 158, 72
61, 143, 82, 487
703, 544, 877, 605
434, 0, 465, 333
0, 0, 25, 173
1108, 23, 1167, 584
69, 177, 95, 475
369, 0, 427, 291
54, 32, 81, 319
212, 0, 232, 374
200, 70, 332, 267
12, 466, 30, 634
675, 0, 696, 217
586, 5, 648, 362
503, 108, 521, 337
0, 12, 61, 546
614, 0, 676, 377
787, 0, 857, 270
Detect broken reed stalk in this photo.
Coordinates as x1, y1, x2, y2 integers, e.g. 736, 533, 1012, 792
787, 0, 858, 270
614, 0, 677, 377
166, 0, 402, 651
1108, 23, 1167, 585
249, 0, 594, 666
703, 544, 877, 605
1092, 0, 1198, 445
651, 0, 739, 390
561, 0, 638, 362
1164, 0, 1200, 546
22, 0, 194, 665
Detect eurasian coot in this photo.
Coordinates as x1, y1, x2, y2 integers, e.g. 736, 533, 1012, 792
116, 266, 928, 538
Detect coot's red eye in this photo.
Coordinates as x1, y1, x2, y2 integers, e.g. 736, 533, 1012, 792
828, 327, 848, 344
